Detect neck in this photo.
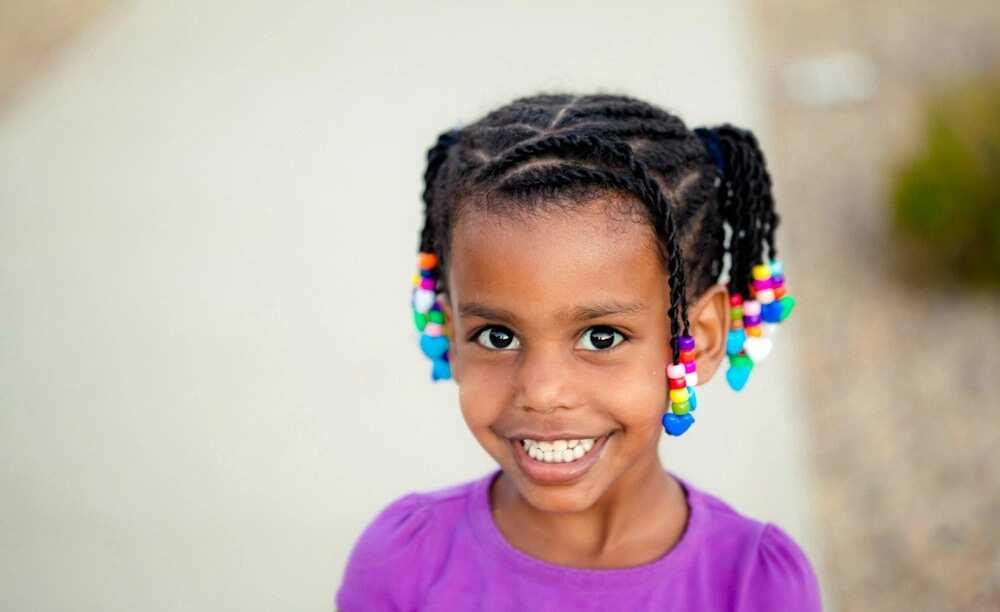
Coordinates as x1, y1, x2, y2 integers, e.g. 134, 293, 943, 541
490, 449, 687, 567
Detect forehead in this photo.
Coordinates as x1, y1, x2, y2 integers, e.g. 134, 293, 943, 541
448, 198, 667, 315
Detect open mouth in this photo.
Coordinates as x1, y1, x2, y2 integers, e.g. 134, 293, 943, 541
520, 437, 597, 464
509, 432, 613, 485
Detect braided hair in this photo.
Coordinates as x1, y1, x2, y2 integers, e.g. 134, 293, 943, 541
418, 93, 778, 364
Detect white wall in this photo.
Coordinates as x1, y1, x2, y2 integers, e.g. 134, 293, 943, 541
0, 1, 824, 610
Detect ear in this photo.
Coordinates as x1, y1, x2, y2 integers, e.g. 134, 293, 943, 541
687, 284, 729, 384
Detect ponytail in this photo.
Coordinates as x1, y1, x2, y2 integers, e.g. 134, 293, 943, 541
695, 125, 795, 391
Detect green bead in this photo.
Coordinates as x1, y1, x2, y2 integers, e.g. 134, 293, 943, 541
730, 354, 754, 370
672, 400, 691, 416
730, 307, 743, 320
413, 310, 428, 331
779, 295, 797, 322
428, 310, 445, 324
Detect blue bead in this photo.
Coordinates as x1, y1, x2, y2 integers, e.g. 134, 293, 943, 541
726, 329, 746, 356
431, 359, 451, 381
769, 260, 784, 275
726, 365, 752, 391
761, 301, 782, 323
662, 412, 695, 436
420, 335, 449, 359
688, 387, 698, 411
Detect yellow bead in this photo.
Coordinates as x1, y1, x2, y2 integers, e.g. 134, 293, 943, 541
669, 388, 689, 403
747, 325, 764, 337
752, 264, 771, 281
411, 273, 421, 287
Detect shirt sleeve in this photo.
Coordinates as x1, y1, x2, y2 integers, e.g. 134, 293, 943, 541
334, 493, 439, 612
740, 523, 823, 611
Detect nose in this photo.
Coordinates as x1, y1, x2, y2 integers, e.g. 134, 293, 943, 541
512, 342, 576, 414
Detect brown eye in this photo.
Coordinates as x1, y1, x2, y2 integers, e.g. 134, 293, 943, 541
475, 326, 520, 350
576, 326, 624, 351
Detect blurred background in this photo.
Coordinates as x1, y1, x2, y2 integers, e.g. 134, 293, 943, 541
1, 1, 997, 611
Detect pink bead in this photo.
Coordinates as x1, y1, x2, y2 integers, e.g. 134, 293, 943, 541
752, 278, 773, 291
666, 364, 686, 379
423, 323, 444, 337
420, 277, 436, 291
684, 361, 697, 373
742, 300, 761, 316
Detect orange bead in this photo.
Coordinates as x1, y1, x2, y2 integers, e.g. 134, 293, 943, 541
418, 252, 438, 270
747, 326, 763, 337
679, 350, 695, 363
773, 286, 786, 299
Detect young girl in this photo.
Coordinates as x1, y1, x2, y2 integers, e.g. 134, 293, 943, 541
335, 93, 821, 611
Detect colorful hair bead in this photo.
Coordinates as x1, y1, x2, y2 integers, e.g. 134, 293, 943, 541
412, 251, 451, 381
724, 260, 796, 391
663, 334, 698, 437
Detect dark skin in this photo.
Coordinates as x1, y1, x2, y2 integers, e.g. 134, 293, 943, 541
440, 196, 729, 569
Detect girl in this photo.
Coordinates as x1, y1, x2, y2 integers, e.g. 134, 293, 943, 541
336, 93, 821, 611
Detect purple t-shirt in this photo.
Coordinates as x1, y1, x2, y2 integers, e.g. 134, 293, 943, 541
336, 469, 821, 611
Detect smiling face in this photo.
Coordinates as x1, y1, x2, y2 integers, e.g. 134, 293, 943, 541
442, 196, 674, 513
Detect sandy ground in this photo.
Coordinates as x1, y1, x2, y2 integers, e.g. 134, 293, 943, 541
751, 1, 1000, 610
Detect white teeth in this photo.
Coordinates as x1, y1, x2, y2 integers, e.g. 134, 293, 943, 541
521, 437, 599, 464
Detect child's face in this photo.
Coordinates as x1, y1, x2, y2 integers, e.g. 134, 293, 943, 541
443, 198, 674, 513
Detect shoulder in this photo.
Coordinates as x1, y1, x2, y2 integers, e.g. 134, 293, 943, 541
739, 523, 822, 610
684, 482, 822, 610
335, 476, 482, 611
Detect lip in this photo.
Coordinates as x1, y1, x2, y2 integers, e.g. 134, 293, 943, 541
509, 432, 612, 486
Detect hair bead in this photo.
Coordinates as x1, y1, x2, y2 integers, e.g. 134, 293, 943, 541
669, 377, 688, 390
412, 252, 452, 381
664, 332, 699, 436
724, 260, 796, 390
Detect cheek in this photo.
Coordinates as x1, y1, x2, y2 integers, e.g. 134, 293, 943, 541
454, 356, 512, 432
603, 344, 669, 440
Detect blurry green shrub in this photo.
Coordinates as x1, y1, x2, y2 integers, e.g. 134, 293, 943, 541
891, 79, 1000, 288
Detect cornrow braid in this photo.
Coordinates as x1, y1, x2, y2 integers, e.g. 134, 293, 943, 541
475, 135, 692, 355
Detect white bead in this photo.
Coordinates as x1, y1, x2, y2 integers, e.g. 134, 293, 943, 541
685, 372, 699, 387
413, 289, 436, 313
743, 336, 773, 362
742, 300, 761, 316
667, 364, 686, 379
756, 289, 775, 304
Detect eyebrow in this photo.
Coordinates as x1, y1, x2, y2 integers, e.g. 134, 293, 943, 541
458, 300, 646, 323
